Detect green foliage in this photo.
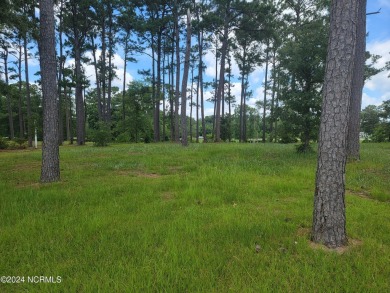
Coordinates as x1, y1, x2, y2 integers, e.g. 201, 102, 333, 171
0, 137, 27, 149
295, 143, 313, 153
0, 137, 8, 149
90, 122, 111, 147
371, 124, 390, 142
361, 105, 380, 135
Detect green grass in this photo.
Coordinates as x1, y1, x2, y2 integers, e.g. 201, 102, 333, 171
0, 143, 389, 292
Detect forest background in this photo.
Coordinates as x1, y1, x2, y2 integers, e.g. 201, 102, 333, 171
0, 0, 390, 148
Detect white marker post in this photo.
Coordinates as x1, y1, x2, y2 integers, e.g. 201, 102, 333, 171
34, 128, 38, 149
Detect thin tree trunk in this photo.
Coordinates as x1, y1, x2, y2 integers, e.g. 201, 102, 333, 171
91, 36, 103, 120
122, 32, 129, 127
58, 2, 64, 145
75, 44, 85, 145
170, 43, 175, 141
214, 9, 229, 142
107, 7, 113, 125
101, 17, 107, 121
18, 42, 24, 138
347, 0, 366, 160
39, 0, 60, 182
162, 49, 166, 141
199, 32, 206, 142
154, 32, 162, 142
3, 47, 15, 139
190, 62, 194, 142
174, 2, 180, 143
181, 9, 191, 147
262, 46, 269, 143
24, 35, 33, 147
312, 0, 358, 248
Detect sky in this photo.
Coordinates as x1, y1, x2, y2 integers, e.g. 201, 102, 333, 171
22, 0, 390, 117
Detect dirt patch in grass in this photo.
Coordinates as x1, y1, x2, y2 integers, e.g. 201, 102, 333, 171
128, 152, 144, 155
117, 170, 161, 178
161, 192, 175, 201
12, 161, 41, 172
297, 227, 363, 254
346, 189, 372, 200
297, 227, 311, 237
309, 239, 363, 254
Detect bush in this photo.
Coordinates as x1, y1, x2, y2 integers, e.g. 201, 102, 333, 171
115, 132, 130, 143
0, 138, 28, 150
295, 143, 313, 153
8, 140, 27, 149
0, 137, 8, 149
91, 122, 112, 147
371, 124, 389, 143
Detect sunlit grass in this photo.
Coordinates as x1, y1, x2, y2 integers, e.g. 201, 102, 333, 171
0, 142, 389, 292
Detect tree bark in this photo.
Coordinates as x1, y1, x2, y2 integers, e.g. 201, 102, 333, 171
91, 36, 103, 120
3, 47, 15, 139
174, 2, 180, 143
181, 9, 191, 147
347, 0, 366, 160
262, 46, 269, 143
214, 14, 229, 142
24, 35, 33, 147
17, 41, 24, 138
312, 0, 358, 248
39, 0, 60, 182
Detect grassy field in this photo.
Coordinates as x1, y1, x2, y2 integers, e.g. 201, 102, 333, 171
0, 142, 389, 292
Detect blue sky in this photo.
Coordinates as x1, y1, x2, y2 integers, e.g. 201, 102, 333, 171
22, 1, 390, 116
363, 0, 390, 108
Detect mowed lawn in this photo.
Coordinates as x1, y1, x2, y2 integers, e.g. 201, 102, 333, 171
0, 142, 389, 292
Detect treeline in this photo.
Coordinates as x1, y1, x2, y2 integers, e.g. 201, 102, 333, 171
0, 0, 387, 149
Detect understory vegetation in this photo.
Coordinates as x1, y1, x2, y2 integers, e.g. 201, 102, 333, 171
0, 143, 389, 292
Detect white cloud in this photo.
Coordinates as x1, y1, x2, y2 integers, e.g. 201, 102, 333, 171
64, 50, 134, 90
364, 38, 390, 106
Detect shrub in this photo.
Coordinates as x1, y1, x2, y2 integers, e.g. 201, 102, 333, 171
0, 137, 8, 149
295, 143, 313, 153
91, 122, 112, 147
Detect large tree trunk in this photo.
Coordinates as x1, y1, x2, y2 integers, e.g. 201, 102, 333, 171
181, 9, 191, 147
347, 0, 366, 160
39, 0, 60, 182
312, 0, 358, 248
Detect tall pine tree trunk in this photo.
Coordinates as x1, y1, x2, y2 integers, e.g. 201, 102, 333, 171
18, 42, 24, 138
312, 0, 358, 248
3, 47, 15, 139
91, 36, 103, 120
24, 35, 33, 147
181, 9, 191, 147
262, 45, 269, 143
39, 0, 60, 182
74, 44, 85, 145
174, 2, 180, 143
347, 0, 366, 160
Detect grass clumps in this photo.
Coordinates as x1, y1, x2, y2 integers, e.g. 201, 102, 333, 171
0, 142, 389, 292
